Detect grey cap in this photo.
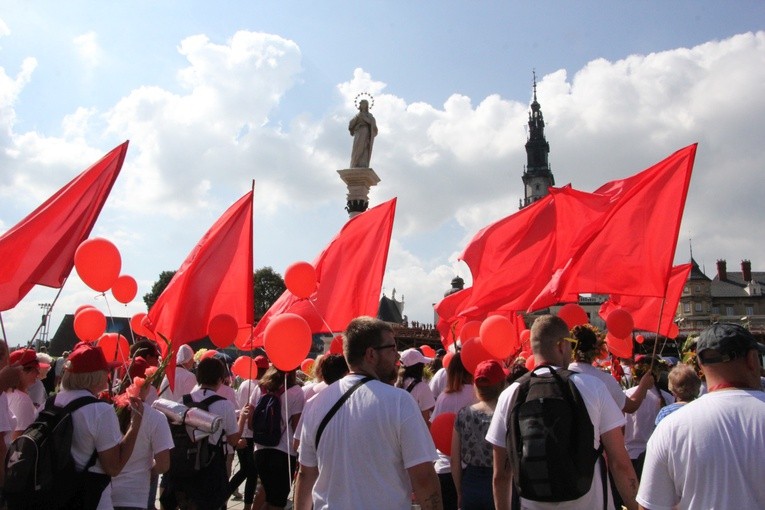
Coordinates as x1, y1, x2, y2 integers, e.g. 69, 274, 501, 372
696, 323, 765, 364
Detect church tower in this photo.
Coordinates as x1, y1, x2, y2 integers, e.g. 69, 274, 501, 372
520, 72, 555, 209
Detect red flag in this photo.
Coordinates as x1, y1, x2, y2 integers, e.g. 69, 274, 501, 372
0, 142, 128, 311
144, 191, 254, 385
434, 288, 472, 348
251, 198, 396, 345
529, 144, 696, 310
599, 263, 692, 337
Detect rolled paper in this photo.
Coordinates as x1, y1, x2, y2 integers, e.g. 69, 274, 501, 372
152, 398, 186, 424
152, 398, 222, 435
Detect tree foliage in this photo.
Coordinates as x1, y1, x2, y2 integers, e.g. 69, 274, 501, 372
143, 270, 176, 311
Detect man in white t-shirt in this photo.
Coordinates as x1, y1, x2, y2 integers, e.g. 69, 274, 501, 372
294, 316, 442, 510
487, 315, 639, 510
637, 323, 765, 509
158, 344, 197, 403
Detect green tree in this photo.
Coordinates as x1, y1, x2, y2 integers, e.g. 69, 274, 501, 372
254, 266, 286, 319
143, 270, 176, 310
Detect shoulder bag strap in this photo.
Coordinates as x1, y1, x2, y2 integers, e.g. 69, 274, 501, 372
315, 376, 372, 449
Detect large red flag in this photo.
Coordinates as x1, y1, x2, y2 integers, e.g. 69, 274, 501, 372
144, 190, 254, 385
529, 144, 697, 310
251, 198, 396, 346
434, 287, 472, 348
0, 142, 128, 311
599, 263, 692, 337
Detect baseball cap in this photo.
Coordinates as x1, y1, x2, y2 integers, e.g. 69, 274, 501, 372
128, 356, 150, 378
474, 359, 507, 387
176, 344, 194, 365
254, 355, 270, 369
10, 349, 49, 370
696, 323, 765, 364
399, 348, 433, 367
67, 344, 118, 373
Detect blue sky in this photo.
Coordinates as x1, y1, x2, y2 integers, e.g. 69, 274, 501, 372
1, 1, 764, 344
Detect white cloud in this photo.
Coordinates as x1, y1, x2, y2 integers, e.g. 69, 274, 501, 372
73, 32, 103, 69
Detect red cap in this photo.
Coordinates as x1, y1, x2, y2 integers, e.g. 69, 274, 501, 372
254, 355, 269, 369
474, 360, 507, 387
9, 349, 48, 370
67, 344, 117, 373
128, 356, 150, 378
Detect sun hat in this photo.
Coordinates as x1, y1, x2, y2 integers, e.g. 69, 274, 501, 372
399, 348, 433, 367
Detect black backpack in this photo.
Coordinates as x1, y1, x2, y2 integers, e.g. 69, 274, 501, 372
3, 395, 101, 510
167, 394, 226, 479
507, 366, 603, 503
251, 385, 284, 447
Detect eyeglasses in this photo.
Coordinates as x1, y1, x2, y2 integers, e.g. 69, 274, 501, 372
373, 343, 398, 352
561, 337, 579, 351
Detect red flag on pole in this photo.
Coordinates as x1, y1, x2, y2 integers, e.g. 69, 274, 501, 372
599, 263, 693, 337
251, 198, 396, 346
529, 144, 697, 310
144, 190, 254, 385
0, 142, 128, 311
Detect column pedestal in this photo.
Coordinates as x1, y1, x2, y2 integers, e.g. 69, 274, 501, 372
337, 168, 381, 218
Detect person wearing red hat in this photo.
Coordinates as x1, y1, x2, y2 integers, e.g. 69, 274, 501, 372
0, 341, 19, 495
6, 349, 48, 439
158, 344, 197, 403
450, 359, 506, 510
55, 343, 143, 509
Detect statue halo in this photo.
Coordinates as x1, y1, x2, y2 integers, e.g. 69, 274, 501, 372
354, 92, 375, 110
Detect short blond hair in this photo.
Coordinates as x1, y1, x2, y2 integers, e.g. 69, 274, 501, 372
61, 361, 106, 391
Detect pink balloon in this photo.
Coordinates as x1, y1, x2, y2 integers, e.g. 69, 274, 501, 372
111, 275, 137, 304
74, 307, 106, 342
284, 261, 317, 299
264, 313, 312, 371
207, 314, 238, 348
606, 309, 634, 338
480, 315, 518, 359
557, 303, 589, 329
74, 238, 121, 292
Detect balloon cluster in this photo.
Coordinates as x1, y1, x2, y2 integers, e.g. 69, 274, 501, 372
74, 238, 137, 304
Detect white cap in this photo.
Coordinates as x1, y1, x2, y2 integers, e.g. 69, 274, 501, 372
176, 344, 194, 365
399, 348, 433, 367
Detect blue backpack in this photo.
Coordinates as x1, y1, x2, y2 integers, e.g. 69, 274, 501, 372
251, 385, 284, 447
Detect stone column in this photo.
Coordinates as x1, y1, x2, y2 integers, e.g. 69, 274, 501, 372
337, 168, 381, 218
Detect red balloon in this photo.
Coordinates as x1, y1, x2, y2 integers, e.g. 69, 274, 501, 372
232, 356, 257, 379
525, 354, 536, 371
520, 329, 531, 348
208, 314, 238, 348
420, 345, 436, 358
442, 351, 454, 369
97, 333, 129, 363
264, 313, 312, 371
606, 332, 633, 359
459, 321, 481, 342
301, 358, 315, 374
284, 261, 317, 299
130, 312, 155, 340
111, 275, 137, 304
480, 315, 518, 359
606, 309, 634, 339
200, 349, 219, 361
74, 307, 106, 341
430, 412, 456, 455
461, 337, 495, 375
234, 325, 256, 350
329, 335, 344, 355
557, 303, 589, 329
74, 238, 122, 293
635, 334, 645, 345
75, 304, 96, 316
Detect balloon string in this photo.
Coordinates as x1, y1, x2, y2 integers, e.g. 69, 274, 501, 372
307, 299, 335, 337
283, 372, 292, 490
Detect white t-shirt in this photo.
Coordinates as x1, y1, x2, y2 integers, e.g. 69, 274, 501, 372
431, 384, 478, 473
110, 406, 174, 508
429, 367, 447, 400
303, 380, 327, 401
0, 392, 14, 447
568, 361, 626, 410
7, 390, 38, 431
28, 379, 47, 409
187, 387, 238, 445
486, 367, 626, 510
235, 378, 259, 439
158, 367, 197, 403
623, 386, 673, 459
55, 389, 123, 510
298, 375, 438, 510
637, 389, 765, 509
402, 378, 436, 413
250, 384, 305, 455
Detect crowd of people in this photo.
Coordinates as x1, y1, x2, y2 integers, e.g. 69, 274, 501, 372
0, 314, 762, 510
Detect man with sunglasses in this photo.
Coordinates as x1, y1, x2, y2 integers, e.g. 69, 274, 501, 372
487, 314, 639, 510
295, 316, 442, 510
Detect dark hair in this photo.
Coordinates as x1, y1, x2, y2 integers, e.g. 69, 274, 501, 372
320, 354, 349, 385
396, 362, 425, 389
475, 379, 505, 402
196, 357, 226, 386
445, 352, 472, 393
571, 324, 604, 363
130, 340, 160, 359
259, 366, 298, 393
507, 363, 529, 384
344, 316, 394, 366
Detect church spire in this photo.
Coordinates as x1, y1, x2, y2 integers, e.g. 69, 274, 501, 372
520, 71, 555, 209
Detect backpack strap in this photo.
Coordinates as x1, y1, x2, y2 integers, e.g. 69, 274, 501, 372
46, 395, 101, 473
315, 376, 372, 449
405, 379, 418, 393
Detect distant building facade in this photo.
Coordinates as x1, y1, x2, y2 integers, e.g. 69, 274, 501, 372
520, 73, 555, 209
676, 258, 764, 336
